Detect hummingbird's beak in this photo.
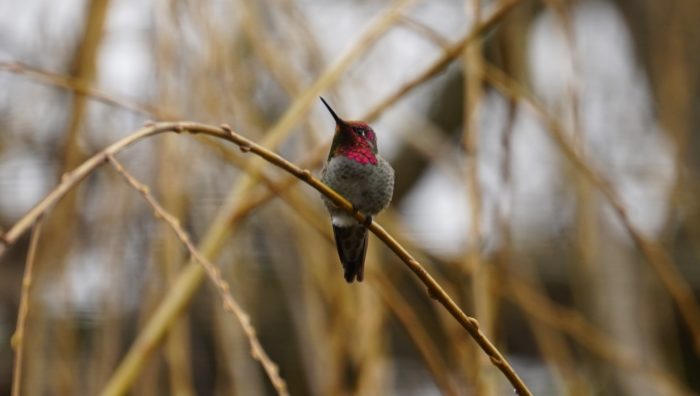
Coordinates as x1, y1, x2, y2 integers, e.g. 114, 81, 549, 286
320, 97, 345, 126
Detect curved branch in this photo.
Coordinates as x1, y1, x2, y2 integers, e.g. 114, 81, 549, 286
201, 122, 534, 395
11, 216, 44, 396
364, 0, 524, 122
0, 121, 532, 395
0, 123, 167, 258
106, 156, 288, 396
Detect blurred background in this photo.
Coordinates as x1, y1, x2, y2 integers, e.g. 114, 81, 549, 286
1, 0, 699, 395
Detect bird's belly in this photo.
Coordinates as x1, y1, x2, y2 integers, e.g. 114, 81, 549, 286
321, 156, 394, 216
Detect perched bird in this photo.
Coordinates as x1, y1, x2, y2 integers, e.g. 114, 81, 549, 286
319, 97, 395, 283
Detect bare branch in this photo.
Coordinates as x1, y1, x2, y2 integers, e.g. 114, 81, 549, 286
11, 216, 44, 396
484, 63, 700, 354
106, 155, 288, 396
1, 119, 532, 395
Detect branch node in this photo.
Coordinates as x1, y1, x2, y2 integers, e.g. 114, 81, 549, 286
220, 123, 233, 136
300, 169, 312, 181
426, 287, 439, 300
468, 317, 480, 330
174, 123, 185, 133
143, 120, 155, 128
10, 332, 20, 349
239, 143, 252, 153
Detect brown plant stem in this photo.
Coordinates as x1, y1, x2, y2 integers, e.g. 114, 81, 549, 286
11, 216, 44, 396
484, 63, 700, 354
197, 122, 533, 396
373, 273, 460, 396
503, 275, 693, 396
0, 124, 166, 258
365, 0, 524, 122
0, 120, 532, 395
106, 155, 288, 396
0, 62, 173, 119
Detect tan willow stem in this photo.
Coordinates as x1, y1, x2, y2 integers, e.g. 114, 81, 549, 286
1, 121, 532, 395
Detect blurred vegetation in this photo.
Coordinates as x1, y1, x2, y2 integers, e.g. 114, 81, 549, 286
1, 0, 699, 395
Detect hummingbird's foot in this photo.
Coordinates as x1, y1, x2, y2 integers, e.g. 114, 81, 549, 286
350, 205, 373, 227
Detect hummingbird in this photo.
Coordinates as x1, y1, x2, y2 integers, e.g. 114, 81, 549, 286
319, 97, 395, 283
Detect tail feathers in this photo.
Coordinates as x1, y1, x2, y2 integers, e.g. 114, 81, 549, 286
332, 224, 368, 282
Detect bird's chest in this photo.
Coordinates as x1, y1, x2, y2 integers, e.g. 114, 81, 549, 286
322, 156, 376, 194
321, 155, 393, 215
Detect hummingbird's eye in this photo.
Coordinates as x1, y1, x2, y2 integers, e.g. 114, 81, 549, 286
355, 128, 366, 137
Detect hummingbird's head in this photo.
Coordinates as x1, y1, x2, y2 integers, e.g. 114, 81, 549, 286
320, 97, 378, 165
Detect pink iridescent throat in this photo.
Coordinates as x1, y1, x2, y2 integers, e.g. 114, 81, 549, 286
335, 142, 377, 165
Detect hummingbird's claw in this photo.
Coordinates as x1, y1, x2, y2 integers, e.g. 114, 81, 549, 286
350, 205, 373, 227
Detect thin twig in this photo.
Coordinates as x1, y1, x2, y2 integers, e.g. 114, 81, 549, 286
373, 274, 460, 396
397, 15, 452, 50
106, 155, 289, 396
0, 121, 532, 395
248, 0, 417, 152
504, 275, 694, 396
11, 216, 44, 396
208, 123, 532, 395
462, 1, 496, 393
365, 0, 524, 122
0, 123, 170, 259
484, 63, 700, 354
0, 62, 174, 120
